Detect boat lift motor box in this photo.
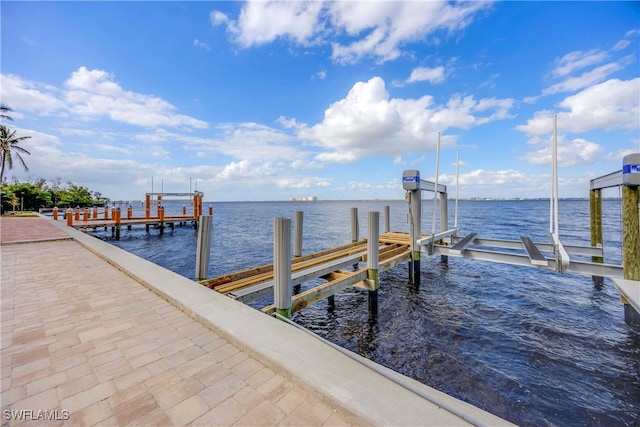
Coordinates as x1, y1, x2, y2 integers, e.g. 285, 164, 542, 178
403, 170, 420, 191
623, 153, 640, 186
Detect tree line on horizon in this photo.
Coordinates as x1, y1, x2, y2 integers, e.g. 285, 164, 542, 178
1, 178, 109, 213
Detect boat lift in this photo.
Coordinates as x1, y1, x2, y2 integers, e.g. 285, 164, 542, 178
404, 119, 639, 323
405, 120, 629, 283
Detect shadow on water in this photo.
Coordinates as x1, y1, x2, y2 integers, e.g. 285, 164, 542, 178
104, 199, 639, 426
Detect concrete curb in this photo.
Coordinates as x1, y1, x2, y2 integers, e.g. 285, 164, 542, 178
45, 216, 513, 426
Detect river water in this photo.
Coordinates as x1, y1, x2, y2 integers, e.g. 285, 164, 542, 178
96, 199, 639, 426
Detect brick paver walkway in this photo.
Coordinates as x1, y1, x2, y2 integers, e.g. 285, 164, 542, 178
1, 219, 354, 426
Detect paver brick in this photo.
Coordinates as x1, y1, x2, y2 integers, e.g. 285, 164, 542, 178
165, 394, 209, 426
1, 222, 358, 427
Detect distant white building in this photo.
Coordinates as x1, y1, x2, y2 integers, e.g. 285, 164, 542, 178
290, 196, 317, 202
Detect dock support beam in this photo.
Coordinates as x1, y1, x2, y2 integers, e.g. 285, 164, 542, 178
367, 212, 380, 318
196, 215, 212, 280
590, 188, 604, 284
274, 218, 293, 319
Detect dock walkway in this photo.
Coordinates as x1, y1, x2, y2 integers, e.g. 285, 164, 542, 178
1, 216, 512, 426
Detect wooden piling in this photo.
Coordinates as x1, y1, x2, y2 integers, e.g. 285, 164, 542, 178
367, 211, 380, 317
115, 208, 121, 240
622, 184, 640, 281
590, 188, 604, 284
145, 194, 151, 220
274, 218, 293, 319
66, 208, 73, 226
196, 215, 213, 280
52, 207, 58, 221
74, 209, 80, 222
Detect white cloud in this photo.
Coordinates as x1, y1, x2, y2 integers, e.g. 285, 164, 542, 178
227, 1, 324, 47
298, 77, 513, 163
543, 62, 625, 94
550, 49, 608, 78
276, 176, 332, 189
558, 78, 639, 132
312, 69, 327, 80
407, 66, 446, 84
520, 137, 603, 167
1, 68, 208, 130
517, 78, 640, 135
327, 1, 493, 64
193, 39, 211, 51
209, 10, 230, 27
0, 74, 65, 115
612, 39, 630, 51
211, 1, 493, 64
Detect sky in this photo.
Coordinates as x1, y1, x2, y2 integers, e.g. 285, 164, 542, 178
1, 1, 639, 202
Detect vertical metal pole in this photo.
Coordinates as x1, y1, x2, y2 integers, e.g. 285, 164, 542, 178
431, 132, 441, 239
351, 207, 359, 242
384, 205, 390, 234
410, 189, 421, 285
440, 191, 448, 264
367, 212, 379, 318
553, 115, 559, 238
195, 215, 212, 280
274, 218, 293, 319
590, 188, 603, 284
294, 211, 303, 258
455, 149, 460, 229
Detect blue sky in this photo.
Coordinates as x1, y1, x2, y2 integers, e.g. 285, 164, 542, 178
1, 1, 638, 201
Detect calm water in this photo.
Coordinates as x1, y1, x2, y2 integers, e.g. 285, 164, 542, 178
97, 199, 639, 426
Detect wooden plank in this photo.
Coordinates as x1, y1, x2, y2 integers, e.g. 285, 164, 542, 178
262, 269, 369, 315
449, 232, 477, 255
520, 236, 549, 266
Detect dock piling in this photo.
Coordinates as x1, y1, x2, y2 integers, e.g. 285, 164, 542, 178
440, 192, 449, 264
66, 208, 73, 226
294, 211, 303, 258
196, 215, 213, 280
590, 188, 604, 284
367, 211, 380, 318
351, 208, 359, 243
274, 218, 293, 319
384, 205, 390, 234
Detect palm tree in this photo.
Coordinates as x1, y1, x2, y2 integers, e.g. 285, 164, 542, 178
0, 104, 13, 121
0, 125, 31, 183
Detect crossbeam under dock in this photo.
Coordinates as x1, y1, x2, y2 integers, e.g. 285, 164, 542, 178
199, 233, 412, 310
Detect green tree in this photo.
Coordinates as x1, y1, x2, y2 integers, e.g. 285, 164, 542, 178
1, 104, 32, 184
0, 104, 13, 121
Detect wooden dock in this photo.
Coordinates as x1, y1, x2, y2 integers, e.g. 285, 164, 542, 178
199, 232, 413, 314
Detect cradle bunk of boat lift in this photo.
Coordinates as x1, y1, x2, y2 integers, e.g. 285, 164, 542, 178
418, 232, 624, 279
